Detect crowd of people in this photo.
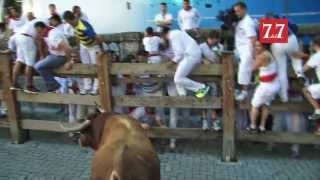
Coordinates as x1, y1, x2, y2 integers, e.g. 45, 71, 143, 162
0, 0, 319, 155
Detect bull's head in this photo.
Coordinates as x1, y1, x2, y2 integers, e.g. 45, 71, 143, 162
60, 106, 108, 150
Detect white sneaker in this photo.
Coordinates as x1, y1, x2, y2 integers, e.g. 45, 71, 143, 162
90, 89, 99, 96
79, 89, 88, 95
169, 139, 176, 150
235, 91, 248, 101
202, 119, 209, 131
212, 119, 222, 131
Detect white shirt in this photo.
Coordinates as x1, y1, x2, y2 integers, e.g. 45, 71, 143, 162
47, 24, 69, 56
18, 19, 44, 38
178, 8, 200, 31
143, 36, 162, 53
235, 14, 256, 48
80, 13, 89, 22
154, 13, 173, 32
168, 30, 201, 63
8, 16, 28, 33
200, 42, 224, 63
307, 51, 320, 81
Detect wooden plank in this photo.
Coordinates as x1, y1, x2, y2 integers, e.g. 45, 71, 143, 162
96, 53, 113, 112
54, 64, 97, 77
238, 131, 320, 145
113, 76, 221, 84
21, 119, 66, 132
0, 119, 9, 128
147, 127, 221, 140
114, 96, 222, 109
239, 101, 313, 112
18, 119, 320, 145
20, 119, 221, 140
16, 92, 100, 105
110, 63, 222, 76
221, 53, 237, 162
0, 53, 27, 143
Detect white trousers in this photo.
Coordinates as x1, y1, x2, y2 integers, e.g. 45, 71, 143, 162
80, 45, 100, 91
237, 45, 254, 86
271, 34, 304, 102
251, 80, 280, 108
16, 35, 36, 66
174, 55, 204, 94
8, 34, 17, 51
68, 78, 86, 123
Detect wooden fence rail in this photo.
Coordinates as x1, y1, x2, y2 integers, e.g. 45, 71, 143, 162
0, 51, 319, 163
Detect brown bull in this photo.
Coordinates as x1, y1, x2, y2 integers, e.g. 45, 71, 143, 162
61, 112, 160, 180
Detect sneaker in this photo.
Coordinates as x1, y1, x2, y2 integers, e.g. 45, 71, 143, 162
89, 89, 99, 96
246, 126, 258, 133
79, 89, 88, 95
195, 86, 210, 99
169, 139, 176, 150
24, 86, 40, 94
308, 113, 320, 120
258, 127, 266, 133
212, 119, 222, 131
202, 119, 209, 131
235, 91, 248, 101
10, 84, 23, 91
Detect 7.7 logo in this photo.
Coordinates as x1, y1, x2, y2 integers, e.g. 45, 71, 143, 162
259, 18, 288, 43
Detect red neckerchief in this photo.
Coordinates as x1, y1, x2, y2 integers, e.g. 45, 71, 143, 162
9, 16, 20, 21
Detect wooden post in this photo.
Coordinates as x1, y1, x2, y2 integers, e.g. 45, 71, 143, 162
96, 52, 113, 112
0, 53, 27, 144
221, 52, 237, 162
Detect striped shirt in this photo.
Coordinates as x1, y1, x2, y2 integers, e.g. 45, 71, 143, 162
74, 20, 97, 47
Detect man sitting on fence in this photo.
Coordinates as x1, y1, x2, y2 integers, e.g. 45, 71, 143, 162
302, 36, 320, 134
199, 30, 223, 131
34, 15, 72, 93
63, 11, 102, 96
160, 27, 210, 98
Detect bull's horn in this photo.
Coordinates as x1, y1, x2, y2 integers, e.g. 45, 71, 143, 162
94, 102, 106, 113
60, 120, 91, 132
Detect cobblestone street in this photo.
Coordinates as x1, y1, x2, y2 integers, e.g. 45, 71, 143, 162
0, 128, 320, 180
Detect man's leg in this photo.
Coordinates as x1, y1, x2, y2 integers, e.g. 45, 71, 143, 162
260, 106, 269, 131
34, 55, 66, 91
271, 43, 289, 102
79, 45, 92, 94
88, 46, 100, 95
174, 58, 206, 93
11, 62, 23, 88
302, 86, 320, 119
236, 47, 253, 101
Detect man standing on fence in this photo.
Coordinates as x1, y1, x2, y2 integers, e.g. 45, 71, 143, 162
34, 15, 72, 93
154, 2, 173, 32
10, 18, 47, 93
63, 11, 102, 96
233, 2, 257, 101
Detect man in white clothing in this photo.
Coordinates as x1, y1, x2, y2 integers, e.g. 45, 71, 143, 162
11, 19, 46, 93
178, 0, 200, 31
161, 27, 210, 98
7, 7, 27, 51
233, 2, 257, 101
154, 2, 173, 32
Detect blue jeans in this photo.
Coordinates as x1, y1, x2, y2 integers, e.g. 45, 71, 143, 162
34, 55, 66, 91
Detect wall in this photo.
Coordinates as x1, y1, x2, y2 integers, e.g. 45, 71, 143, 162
23, 0, 149, 34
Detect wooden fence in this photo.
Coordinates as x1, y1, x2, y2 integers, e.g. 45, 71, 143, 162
0, 51, 319, 163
